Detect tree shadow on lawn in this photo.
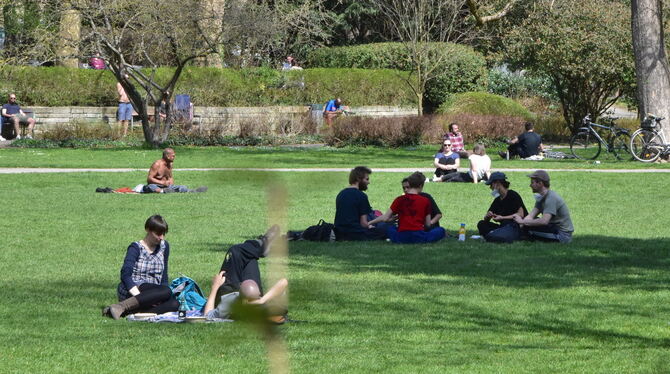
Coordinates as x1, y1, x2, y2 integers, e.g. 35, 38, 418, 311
288, 235, 670, 291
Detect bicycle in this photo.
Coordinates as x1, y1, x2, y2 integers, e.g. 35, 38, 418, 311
629, 114, 670, 162
569, 114, 632, 160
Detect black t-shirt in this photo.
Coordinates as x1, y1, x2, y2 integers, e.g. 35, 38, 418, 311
419, 192, 441, 227
517, 131, 542, 158
334, 187, 372, 233
488, 189, 527, 224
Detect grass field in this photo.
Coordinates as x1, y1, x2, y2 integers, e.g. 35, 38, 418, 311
1, 147, 669, 373
1, 145, 670, 169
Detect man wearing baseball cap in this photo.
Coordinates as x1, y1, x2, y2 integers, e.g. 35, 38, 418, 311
478, 172, 528, 243
513, 170, 574, 243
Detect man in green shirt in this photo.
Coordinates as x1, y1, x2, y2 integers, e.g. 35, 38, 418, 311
513, 170, 574, 243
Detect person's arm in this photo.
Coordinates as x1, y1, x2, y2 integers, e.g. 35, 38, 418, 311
470, 157, 478, 183
120, 244, 141, 296
452, 157, 461, 170
493, 207, 526, 222
429, 213, 442, 226
368, 208, 393, 226
508, 136, 519, 144
515, 212, 552, 227
434, 157, 446, 169
147, 161, 163, 185
249, 278, 288, 305
203, 271, 226, 315
1, 107, 11, 118
160, 241, 169, 285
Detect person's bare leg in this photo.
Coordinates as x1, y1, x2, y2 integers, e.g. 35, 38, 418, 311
27, 118, 35, 137
12, 117, 20, 138
120, 120, 128, 137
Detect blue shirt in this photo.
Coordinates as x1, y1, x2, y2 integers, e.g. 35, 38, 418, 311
324, 99, 340, 112
434, 152, 460, 162
2, 103, 21, 116
334, 187, 372, 233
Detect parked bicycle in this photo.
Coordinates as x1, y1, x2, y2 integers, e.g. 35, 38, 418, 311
629, 114, 670, 162
569, 114, 631, 160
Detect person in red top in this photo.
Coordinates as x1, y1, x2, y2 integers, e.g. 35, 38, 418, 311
369, 172, 446, 243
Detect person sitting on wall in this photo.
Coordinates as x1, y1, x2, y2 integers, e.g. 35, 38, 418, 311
369, 172, 446, 244
323, 97, 349, 126
1, 93, 36, 140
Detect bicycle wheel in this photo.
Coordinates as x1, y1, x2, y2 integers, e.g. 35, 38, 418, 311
611, 131, 632, 160
630, 129, 662, 162
570, 131, 601, 159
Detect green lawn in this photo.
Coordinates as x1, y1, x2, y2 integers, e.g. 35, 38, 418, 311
1, 145, 669, 169
1, 150, 669, 373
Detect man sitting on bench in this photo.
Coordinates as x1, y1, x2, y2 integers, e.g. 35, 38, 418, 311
2, 93, 36, 140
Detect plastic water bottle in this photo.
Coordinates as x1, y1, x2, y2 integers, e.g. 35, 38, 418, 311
178, 296, 187, 319
458, 223, 466, 241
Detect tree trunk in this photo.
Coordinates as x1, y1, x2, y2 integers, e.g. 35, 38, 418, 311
632, 0, 670, 141
57, 6, 80, 68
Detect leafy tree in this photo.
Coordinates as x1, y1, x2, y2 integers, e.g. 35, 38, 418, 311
72, 0, 226, 147
506, 0, 635, 131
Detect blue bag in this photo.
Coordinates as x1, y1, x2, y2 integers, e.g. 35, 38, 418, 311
170, 276, 207, 312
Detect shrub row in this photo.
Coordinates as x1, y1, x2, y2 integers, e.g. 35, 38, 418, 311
0, 66, 416, 107
306, 42, 488, 109
437, 92, 533, 119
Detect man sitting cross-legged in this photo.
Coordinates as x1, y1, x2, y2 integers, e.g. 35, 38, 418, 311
369, 172, 446, 244
204, 225, 288, 321
143, 148, 207, 193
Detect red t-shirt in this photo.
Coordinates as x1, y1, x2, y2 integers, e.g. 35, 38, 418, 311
390, 194, 431, 232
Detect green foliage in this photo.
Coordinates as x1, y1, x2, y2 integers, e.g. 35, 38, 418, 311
437, 92, 533, 119
306, 42, 488, 108
505, 0, 635, 131
487, 69, 557, 101
0, 66, 416, 107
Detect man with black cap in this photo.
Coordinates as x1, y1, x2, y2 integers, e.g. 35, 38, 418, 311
478, 171, 528, 243
513, 170, 574, 243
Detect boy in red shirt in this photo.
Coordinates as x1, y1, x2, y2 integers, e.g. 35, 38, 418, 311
369, 172, 446, 243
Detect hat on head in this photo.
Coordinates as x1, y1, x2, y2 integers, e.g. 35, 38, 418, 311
527, 170, 550, 183
485, 171, 507, 185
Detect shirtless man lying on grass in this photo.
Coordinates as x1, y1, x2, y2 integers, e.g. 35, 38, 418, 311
143, 148, 207, 193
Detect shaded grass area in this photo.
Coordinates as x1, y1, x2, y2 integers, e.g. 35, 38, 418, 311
1, 171, 669, 373
0, 146, 669, 169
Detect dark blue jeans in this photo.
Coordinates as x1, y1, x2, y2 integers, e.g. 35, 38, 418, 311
478, 220, 521, 243
386, 226, 446, 244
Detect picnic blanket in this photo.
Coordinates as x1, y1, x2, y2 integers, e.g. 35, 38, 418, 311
126, 310, 233, 323
96, 185, 145, 194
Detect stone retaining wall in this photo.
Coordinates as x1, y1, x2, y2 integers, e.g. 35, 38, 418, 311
27, 105, 417, 134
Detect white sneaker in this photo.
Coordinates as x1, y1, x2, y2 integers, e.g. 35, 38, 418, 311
15, 135, 21, 140
26, 135, 33, 139
0, 135, 5, 141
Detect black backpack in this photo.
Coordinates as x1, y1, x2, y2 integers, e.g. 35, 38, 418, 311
301, 220, 335, 242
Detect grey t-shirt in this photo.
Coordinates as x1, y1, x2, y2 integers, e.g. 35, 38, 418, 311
205, 292, 239, 319
535, 190, 574, 233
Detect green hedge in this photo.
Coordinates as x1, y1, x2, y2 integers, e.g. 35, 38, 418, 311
0, 66, 416, 107
306, 42, 488, 109
437, 92, 533, 120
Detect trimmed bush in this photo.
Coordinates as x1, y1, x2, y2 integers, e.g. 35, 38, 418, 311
307, 42, 488, 109
437, 92, 533, 120
0, 66, 416, 107
324, 115, 443, 147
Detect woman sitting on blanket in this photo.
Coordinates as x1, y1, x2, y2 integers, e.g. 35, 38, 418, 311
431, 139, 460, 182
439, 144, 491, 183
102, 215, 179, 320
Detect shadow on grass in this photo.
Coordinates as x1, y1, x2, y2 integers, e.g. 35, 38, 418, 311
288, 235, 670, 291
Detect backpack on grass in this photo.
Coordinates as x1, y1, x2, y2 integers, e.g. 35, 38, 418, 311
170, 276, 207, 311
301, 219, 335, 242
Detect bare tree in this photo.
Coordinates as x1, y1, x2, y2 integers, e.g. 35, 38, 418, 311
72, 0, 225, 147
631, 0, 670, 142
466, 0, 521, 26
374, 0, 473, 115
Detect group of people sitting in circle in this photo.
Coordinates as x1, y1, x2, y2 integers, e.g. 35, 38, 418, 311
334, 165, 574, 245
103, 215, 287, 321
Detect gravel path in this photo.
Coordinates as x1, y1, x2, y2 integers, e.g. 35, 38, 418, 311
1, 167, 669, 174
